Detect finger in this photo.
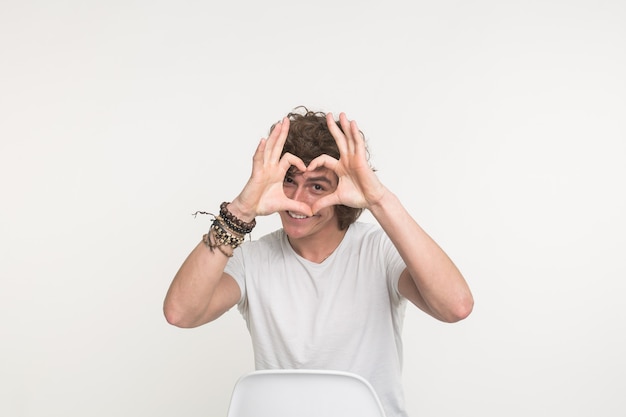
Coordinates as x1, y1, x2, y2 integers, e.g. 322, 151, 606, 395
338, 112, 356, 155
263, 121, 281, 162
270, 117, 290, 162
349, 119, 367, 160
281, 199, 313, 217
279, 152, 307, 174
310, 192, 341, 215
326, 112, 349, 156
307, 154, 340, 173
252, 138, 267, 164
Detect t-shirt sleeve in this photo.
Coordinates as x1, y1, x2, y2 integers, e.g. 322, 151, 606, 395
368, 229, 406, 301
375, 228, 407, 301
223, 246, 246, 305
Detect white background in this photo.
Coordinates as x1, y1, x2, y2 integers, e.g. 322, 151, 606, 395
1, 1, 625, 416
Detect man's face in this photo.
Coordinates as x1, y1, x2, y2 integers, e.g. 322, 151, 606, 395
279, 166, 340, 241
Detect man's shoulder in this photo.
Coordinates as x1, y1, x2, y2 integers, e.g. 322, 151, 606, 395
343, 222, 392, 256
348, 221, 383, 239
257, 228, 285, 243
240, 228, 285, 253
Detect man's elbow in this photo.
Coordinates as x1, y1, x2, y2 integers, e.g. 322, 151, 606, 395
164, 307, 183, 328
163, 302, 197, 329
441, 294, 474, 323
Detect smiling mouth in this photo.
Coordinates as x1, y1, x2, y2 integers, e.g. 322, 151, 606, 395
287, 211, 309, 219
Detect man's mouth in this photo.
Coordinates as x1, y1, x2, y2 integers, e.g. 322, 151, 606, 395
287, 211, 309, 219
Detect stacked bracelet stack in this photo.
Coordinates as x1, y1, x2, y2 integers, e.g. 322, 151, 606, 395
219, 201, 256, 233
202, 202, 256, 257
211, 218, 245, 248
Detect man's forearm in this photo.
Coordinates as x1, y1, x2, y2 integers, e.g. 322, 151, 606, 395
163, 240, 232, 328
369, 190, 473, 321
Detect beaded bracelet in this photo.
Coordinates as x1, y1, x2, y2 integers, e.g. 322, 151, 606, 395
195, 202, 255, 257
211, 218, 245, 248
202, 231, 233, 258
216, 215, 250, 237
220, 201, 256, 233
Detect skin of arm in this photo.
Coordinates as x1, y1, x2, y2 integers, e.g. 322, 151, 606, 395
309, 113, 474, 323
370, 192, 473, 322
164, 111, 473, 327
164, 242, 240, 328
163, 118, 311, 328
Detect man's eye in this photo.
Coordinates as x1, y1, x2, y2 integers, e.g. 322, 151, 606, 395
313, 184, 324, 191
284, 177, 294, 183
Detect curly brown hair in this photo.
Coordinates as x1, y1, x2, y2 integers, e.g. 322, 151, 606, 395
270, 106, 370, 230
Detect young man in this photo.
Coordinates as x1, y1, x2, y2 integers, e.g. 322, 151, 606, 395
164, 107, 473, 417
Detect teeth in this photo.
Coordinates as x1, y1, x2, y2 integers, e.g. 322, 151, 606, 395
288, 211, 308, 219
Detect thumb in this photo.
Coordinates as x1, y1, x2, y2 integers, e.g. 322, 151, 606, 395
283, 199, 314, 217
310, 192, 341, 215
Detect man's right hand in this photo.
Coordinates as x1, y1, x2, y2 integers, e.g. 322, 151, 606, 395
228, 117, 313, 222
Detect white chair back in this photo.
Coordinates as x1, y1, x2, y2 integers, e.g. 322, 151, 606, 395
226, 369, 387, 417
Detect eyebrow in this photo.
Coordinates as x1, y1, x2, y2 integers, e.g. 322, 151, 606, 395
286, 171, 334, 185
305, 176, 333, 185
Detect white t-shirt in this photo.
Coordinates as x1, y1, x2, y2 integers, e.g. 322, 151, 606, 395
224, 222, 409, 417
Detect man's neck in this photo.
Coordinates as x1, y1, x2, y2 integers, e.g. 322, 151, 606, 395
287, 227, 348, 264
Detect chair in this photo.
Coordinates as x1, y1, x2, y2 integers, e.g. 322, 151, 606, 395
225, 369, 387, 417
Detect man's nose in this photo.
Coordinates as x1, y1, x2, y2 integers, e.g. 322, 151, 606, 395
289, 185, 306, 202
